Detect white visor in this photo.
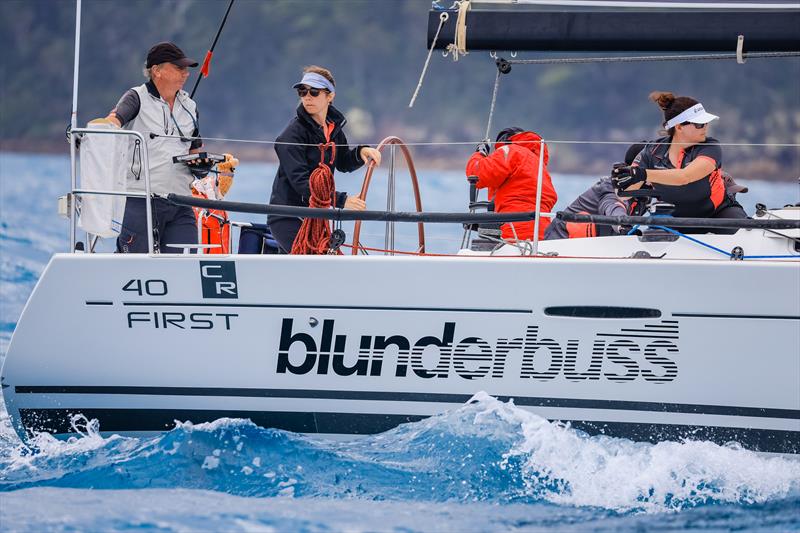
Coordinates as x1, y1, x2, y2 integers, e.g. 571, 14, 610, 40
664, 103, 719, 129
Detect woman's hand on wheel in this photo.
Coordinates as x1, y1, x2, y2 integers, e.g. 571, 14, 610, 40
344, 196, 366, 211
360, 147, 382, 166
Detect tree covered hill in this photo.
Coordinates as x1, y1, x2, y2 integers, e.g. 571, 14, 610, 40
1, 0, 798, 179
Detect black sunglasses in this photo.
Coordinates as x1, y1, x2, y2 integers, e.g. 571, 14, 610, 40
681, 121, 708, 129
297, 87, 327, 98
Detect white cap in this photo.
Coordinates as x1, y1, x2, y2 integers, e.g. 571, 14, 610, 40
664, 103, 719, 129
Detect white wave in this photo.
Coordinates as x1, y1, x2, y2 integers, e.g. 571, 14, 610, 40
173, 417, 260, 433
465, 392, 800, 513
0, 413, 170, 488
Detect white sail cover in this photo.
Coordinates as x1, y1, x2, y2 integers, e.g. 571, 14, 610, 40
78, 121, 128, 238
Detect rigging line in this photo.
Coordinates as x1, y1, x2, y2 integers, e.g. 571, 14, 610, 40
762, 228, 800, 244
151, 132, 800, 149
756, 210, 800, 244
340, 242, 559, 257
507, 51, 800, 65
651, 225, 800, 259
445, 0, 470, 61
189, 0, 235, 99
355, 230, 466, 244
409, 12, 449, 108
508, 0, 800, 9
544, 140, 800, 147
484, 68, 502, 142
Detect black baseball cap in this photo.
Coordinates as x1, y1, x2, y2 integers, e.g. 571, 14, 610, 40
496, 127, 524, 143
146, 42, 198, 68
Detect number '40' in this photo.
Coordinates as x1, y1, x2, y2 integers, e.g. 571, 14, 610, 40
122, 279, 168, 296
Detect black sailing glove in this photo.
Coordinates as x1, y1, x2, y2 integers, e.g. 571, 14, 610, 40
612, 164, 647, 190
186, 157, 214, 180
475, 142, 491, 157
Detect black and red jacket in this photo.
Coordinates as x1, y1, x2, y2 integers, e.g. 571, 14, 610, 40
633, 136, 728, 218
268, 104, 365, 226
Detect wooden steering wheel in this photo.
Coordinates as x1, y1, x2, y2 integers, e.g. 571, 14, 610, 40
351, 136, 425, 254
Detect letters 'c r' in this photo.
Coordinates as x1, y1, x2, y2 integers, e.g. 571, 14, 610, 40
202, 265, 223, 278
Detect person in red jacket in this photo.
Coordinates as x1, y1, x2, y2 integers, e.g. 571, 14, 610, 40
465, 127, 557, 241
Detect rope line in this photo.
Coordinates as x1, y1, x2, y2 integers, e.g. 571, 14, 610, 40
409, 12, 448, 108
341, 241, 800, 262
445, 0, 470, 61
484, 69, 502, 142
507, 51, 800, 65
290, 143, 340, 255
648, 225, 800, 259
511, 1, 800, 10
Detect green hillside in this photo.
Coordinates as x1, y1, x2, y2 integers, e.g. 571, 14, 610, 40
1, 0, 798, 178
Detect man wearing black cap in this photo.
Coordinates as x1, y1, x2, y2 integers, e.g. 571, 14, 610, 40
105, 42, 204, 253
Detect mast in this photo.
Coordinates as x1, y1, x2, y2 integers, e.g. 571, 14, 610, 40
69, 0, 82, 251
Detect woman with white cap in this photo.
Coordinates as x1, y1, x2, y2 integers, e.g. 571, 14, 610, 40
612, 91, 746, 228
267, 65, 382, 253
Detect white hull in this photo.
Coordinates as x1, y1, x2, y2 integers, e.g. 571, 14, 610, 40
3, 236, 799, 453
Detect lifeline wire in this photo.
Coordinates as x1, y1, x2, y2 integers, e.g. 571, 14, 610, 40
148, 132, 800, 149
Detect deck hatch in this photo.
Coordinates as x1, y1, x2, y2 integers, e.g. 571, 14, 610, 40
544, 306, 662, 319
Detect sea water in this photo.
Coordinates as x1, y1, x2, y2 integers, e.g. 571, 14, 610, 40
1, 151, 799, 531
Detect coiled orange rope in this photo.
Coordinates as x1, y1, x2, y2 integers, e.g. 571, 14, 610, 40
291, 142, 341, 255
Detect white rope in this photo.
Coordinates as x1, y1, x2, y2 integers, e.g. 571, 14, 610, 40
445, 0, 470, 61
409, 12, 449, 108
157, 133, 800, 149
484, 69, 501, 141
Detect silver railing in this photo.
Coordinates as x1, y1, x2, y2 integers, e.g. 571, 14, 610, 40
385, 143, 397, 254
68, 128, 154, 254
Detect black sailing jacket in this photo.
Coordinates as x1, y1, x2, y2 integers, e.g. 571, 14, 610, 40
268, 104, 365, 223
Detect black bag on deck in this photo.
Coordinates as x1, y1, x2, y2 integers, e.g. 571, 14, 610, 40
238, 223, 282, 254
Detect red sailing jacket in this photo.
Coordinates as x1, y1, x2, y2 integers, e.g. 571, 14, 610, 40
465, 131, 557, 240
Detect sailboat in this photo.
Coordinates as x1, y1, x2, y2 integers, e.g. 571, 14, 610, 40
2, 0, 798, 454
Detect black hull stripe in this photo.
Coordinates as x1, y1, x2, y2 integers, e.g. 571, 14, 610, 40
13, 386, 799, 420
673, 313, 800, 320
102, 306, 800, 320
18, 408, 799, 455
122, 302, 532, 314
596, 333, 679, 339
621, 328, 678, 333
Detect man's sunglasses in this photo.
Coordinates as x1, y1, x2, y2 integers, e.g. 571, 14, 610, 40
297, 87, 327, 98
681, 121, 708, 129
